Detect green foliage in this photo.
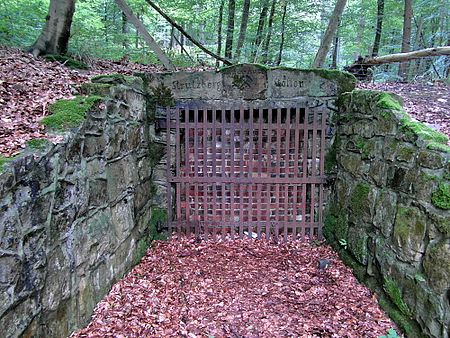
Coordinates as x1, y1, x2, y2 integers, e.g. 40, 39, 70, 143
378, 296, 414, 337
426, 142, 450, 153
26, 138, 49, 150
399, 117, 449, 144
432, 182, 450, 210
148, 142, 165, 167
42, 95, 102, 131
325, 135, 341, 172
350, 183, 371, 212
383, 277, 412, 317
148, 84, 175, 108
376, 93, 403, 111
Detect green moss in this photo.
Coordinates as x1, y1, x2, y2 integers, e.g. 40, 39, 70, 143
26, 138, 49, 151
350, 183, 371, 214
378, 297, 414, 337
323, 210, 348, 243
80, 83, 112, 96
376, 93, 403, 111
149, 142, 165, 167
0, 155, 12, 172
42, 95, 103, 131
218, 63, 270, 72
339, 249, 366, 281
394, 207, 426, 239
355, 136, 371, 157
426, 142, 450, 153
148, 84, 175, 109
44, 54, 88, 69
91, 73, 126, 84
399, 118, 449, 144
325, 135, 341, 172
383, 277, 412, 317
432, 182, 450, 209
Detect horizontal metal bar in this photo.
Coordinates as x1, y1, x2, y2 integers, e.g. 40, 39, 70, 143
168, 176, 327, 184
169, 221, 322, 229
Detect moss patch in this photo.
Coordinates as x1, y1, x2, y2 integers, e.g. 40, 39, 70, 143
399, 117, 449, 145
26, 138, 49, 151
149, 142, 165, 167
426, 142, 450, 153
91, 73, 126, 84
325, 135, 341, 172
350, 183, 371, 216
383, 277, 412, 316
148, 84, 175, 110
44, 54, 88, 69
41, 95, 103, 131
80, 83, 112, 96
431, 182, 450, 209
378, 296, 415, 337
0, 155, 12, 172
323, 210, 348, 243
376, 93, 403, 111
423, 241, 450, 293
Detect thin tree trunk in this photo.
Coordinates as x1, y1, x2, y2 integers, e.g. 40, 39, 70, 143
251, 0, 270, 62
180, 27, 185, 54
122, 12, 129, 49
312, 0, 347, 68
275, 0, 287, 66
398, 0, 413, 80
225, 0, 236, 59
217, 0, 225, 67
28, 0, 76, 56
144, 0, 232, 65
115, 0, 175, 70
409, 16, 424, 79
234, 0, 251, 62
331, 22, 340, 69
371, 0, 384, 57
355, 2, 365, 59
169, 25, 175, 50
261, 0, 276, 64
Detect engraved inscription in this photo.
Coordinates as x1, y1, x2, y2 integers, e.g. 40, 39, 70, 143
274, 75, 304, 88
171, 79, 222, 91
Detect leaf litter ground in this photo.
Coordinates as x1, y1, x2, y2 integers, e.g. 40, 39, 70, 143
71, 237, 396, 338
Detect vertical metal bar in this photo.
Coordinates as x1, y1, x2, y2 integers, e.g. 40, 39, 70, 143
221, 108, 226, 239
239, 108, 245, 238
274, 108, 281, 241
283, 108, 290, 241
194, 108, 199, 237
266, 108, 272, 240
166, 108, 172, 235
293, 107, 300, 239
248, 108, 254, 238
203, 109, 208, 240
212, 108, 217, 240
230, 110, 236, 240
310, 108, 318, 236
185, 109, 190, 235
301, 108, 308, 240
256, 109, 263, 238
175, 109, 181, 235
318, 109, 327, 238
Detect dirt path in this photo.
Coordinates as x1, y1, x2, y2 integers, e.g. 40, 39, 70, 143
71, 237, 396, 338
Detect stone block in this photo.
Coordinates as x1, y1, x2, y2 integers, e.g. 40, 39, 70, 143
222, 64, 267, 100
373, 189, 397, 237
368, 160, 388, 186
423, 240, 450, 294
160, 71, 223, 100
41, 247, 70, 311
347, 225, 369, 265
393, 206, 426, 262
88, 178, 107, 207
418, 150, 445, 169
111, 197, 134, 243
83, 135, 106, 158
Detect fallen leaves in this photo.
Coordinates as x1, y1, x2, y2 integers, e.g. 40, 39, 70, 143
71, 237, 396, 338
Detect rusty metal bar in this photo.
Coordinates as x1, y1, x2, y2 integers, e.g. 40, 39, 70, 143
166, 109, 173, 235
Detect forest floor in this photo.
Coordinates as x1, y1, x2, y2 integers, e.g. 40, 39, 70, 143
0, 46, 449, 157
71, 237, 396, 338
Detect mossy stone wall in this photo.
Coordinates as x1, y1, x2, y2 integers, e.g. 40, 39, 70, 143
0, 78, 164, 337
327, 89, 450, 338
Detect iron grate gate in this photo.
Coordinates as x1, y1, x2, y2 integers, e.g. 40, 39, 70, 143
165, 104, 328, 241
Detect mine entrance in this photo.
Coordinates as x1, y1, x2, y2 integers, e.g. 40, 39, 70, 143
165, 102, 327, 240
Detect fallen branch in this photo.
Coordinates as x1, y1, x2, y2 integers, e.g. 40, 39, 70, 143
361, 46, 450, 65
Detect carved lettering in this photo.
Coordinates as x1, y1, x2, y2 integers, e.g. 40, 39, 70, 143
171, 79, 222, 91
273, 75, 304, 88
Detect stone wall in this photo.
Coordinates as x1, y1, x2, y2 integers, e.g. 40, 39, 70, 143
0, 78, 163, 337
327, 90, 450, 338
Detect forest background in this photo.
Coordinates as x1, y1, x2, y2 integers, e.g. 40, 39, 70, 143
1, 0, 449, 82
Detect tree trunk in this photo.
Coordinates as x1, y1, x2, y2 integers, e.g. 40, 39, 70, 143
398, 0, 413, 80
225, 0, 236, 59
144, 0, 232, 65
251, 0, 269, 62
409, 16, 424, 79
275, 0, 287, 66
261, 0, 277, 64
114, 0, 175, 70
312, 0, 347, 68
28, 0, 76, 56
216, 0, 225, 67
169, 25, 175, 50
371, 0, 384, 57
359, 46, 450, 65
234, 0, 251, 62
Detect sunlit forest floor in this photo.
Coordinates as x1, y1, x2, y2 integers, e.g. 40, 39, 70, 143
0, 46, 449, 157
71, 237, 396, 338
